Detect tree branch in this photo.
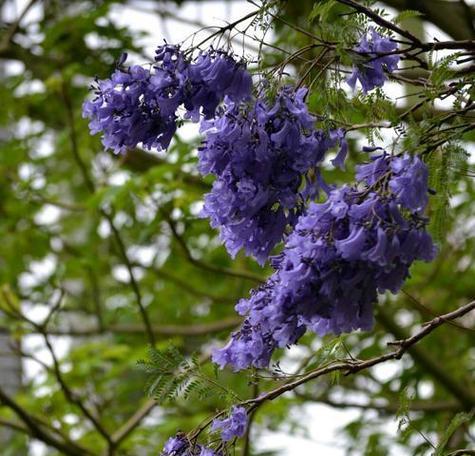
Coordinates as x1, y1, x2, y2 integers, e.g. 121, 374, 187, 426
335, 0, 422, 44
382, 0, 475, 41
294, 392, 461, 414
140, 263, 237, 304
111, 351, 211, 448
376, 308, 475, 409
0, 386, 93, 456
0, 0, 38, 53
109, 398, 155, 448
41, 332, 113, 444
0, 317, 241, 338
244, 301, 475, 411
61, 81, 157, 347
119, 148, 209, 190
162, 213, 264, 284
337, 0, 475, 52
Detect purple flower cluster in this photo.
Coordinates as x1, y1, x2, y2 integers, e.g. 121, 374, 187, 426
199, 87, 347, 264
347, 29, 399, 93
211, 406, 247, 441
213, 153, 436, 370
160, 407, 247, 455
161, 435, 220, 456
83, 45, 252, 153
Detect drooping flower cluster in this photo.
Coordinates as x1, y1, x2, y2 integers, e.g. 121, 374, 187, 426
83, 44, 350, 265
83, 45, 252, 153
211, 406, 247, 441
199, 87, 347, 264
161, 435, 220, 456
347, 28, 399, 93
84, 29, 436, 456
213, 153, 437, 370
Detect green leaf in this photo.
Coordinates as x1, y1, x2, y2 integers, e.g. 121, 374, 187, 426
394, 10, 423, 25
434, 411, 474, 456
308, 0, 338, 23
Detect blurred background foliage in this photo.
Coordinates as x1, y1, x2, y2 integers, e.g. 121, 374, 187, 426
0, 0, 474, 455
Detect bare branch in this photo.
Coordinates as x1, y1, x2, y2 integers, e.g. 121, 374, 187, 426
382, 0, 475, 40
0, 0, 38, 52
337, 0, 475, 53
41, 333, 113, 444
376, 308, 475, 407
244, 301, 475, 411
335, 0, 422, 44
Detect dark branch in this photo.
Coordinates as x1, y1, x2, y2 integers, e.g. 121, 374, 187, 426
0, 317, 241, 338
335, 0, 422, 44
0, 386, 93, 456
244, 301, 475, 411
382, 0, 475, 40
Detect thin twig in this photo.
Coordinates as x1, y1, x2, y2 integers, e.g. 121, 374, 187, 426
192, 9, 261, 51
335, 0, 422, 44
109, 399, 155, 448
294, 392, 460, 413
42, 332, 113, 444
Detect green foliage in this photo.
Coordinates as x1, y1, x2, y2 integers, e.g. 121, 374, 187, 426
427, 145, 469, 243
433, 411, 474, 456
138, 345, 238, 405
393, 10, 423, 25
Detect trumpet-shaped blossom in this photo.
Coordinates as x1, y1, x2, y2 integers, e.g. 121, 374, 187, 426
389, 154, 429, 212
347, 29, 399, 93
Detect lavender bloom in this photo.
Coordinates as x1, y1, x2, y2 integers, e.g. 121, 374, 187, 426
347, 29, 399, 93
213, 153, 437, 371
336, 226, 368, 260
163, 436, 188, 455
161, 435, 219, 456
329, 129, 349, 170
84, 45, 252, 152
199, 87, 346, 264
212, 294, 280, 370
195, 51, 252, 101
211, 407, 248, 441
389, 153, 429, 212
